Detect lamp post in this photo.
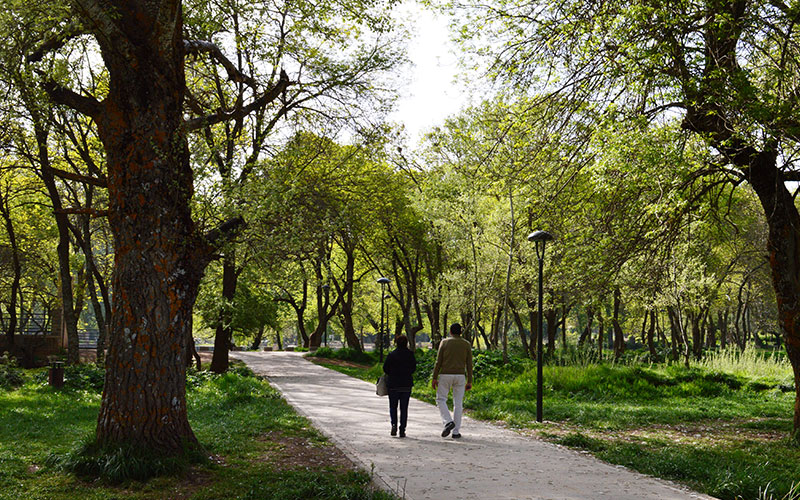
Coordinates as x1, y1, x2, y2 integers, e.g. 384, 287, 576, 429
528, 230, 554, 423
377, 277, 390, 362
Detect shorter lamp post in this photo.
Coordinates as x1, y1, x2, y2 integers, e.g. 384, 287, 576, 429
377, 277, 390, 362
528, 230, 554, 423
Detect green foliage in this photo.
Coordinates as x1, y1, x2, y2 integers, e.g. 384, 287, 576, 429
471, 349, 531, 380
1, 365, 392, 498
555, 434, 800, 500
0, 354, 24, 390
307, 347, 377, 365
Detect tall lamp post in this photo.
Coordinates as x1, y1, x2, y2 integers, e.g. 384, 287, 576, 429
377, 277, 390, 362
528, 230, 554, 423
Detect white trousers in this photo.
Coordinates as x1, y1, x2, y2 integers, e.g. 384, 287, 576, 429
436, 374, 466, 433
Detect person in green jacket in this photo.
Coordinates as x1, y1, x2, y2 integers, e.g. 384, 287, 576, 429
432, 323, 473, 438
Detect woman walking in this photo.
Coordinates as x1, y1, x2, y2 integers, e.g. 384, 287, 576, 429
382, 335, 417, 437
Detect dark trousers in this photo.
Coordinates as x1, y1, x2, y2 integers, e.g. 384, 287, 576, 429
388, 389, 411, 429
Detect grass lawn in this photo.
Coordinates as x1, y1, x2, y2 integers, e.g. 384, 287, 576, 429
308, 347, 800, 500
0, 361, 396, 500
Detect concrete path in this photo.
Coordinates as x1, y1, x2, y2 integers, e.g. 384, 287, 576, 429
232, 351, 716, 500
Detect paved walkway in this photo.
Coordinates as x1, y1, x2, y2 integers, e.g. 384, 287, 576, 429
232, 351, 716, 500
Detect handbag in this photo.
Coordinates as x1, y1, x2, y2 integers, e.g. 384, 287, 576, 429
376, 374, 388, 396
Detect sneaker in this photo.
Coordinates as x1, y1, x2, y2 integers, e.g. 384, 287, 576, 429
441, 421, 455, 437
452, 433, 462, 439
391, 425, 397, 436
399, 428, 406, 438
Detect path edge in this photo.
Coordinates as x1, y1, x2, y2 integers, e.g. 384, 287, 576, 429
253, 355, 413, 500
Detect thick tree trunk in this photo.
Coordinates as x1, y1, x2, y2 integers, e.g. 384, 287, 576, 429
211, 257, 237, 373
93, 8, 209, 451
746, 154, 800, 438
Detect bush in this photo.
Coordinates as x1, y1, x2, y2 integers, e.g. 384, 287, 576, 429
32, 362, 105, 392
0, 353, 24, 390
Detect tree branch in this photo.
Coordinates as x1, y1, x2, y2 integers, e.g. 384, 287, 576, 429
203, 216, 246, 252
27, 22, 86, 62
42, 79, 102, 118
184, 40, 258, 89
45, 165, 107, 188
54, 207, 108, 217
185, 70, 291, 131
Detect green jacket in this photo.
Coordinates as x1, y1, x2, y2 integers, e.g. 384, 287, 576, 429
433, 336, 473, 385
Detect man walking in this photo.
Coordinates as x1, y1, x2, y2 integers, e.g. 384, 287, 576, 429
432, 323, 473, 438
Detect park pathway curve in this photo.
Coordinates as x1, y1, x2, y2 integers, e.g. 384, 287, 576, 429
232, 351, 716, 500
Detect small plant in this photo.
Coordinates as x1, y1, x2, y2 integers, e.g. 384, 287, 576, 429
0, 353, 24, 390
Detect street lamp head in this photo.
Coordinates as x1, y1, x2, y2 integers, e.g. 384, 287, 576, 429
527, 230, 554, 242
377, 277, 390, 285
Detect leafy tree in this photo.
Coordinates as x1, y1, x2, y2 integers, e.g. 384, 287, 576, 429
446, 0, 800, 438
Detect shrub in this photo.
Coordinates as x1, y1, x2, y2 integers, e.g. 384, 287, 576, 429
32, 362, 105, 392
0, 354, 24, 390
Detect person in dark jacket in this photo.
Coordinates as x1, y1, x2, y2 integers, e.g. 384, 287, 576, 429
382, 335, 417, 437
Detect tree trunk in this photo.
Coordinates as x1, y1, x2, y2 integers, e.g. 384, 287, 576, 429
597, 307, 604, 359
578, 306, 593, 346
718, 309, 728, 349
211, 256, 237, 373
424, 299, 442, 348
545, 308, 557, 356
251, 325, 265, 350
510, 300, 530, 358
340, 249, 361, 351
34, 124, 80, 365
746, 154, 800, 438
647, 310, 657, 358
92, 8, 212, 452
612, 289, 625, 359
0, 193, 21, 348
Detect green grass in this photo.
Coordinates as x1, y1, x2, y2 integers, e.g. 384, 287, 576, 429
313, 346, 799, 500
0, 362, 396, 500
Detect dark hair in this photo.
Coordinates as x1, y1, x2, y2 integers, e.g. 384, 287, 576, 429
450, 323, 462, 336
395, 335, 409, 348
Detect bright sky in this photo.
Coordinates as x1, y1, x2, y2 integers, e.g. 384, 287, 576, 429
388, 1, 466, 144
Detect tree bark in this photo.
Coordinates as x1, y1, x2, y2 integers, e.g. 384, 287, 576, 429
35, 124, 80, 365
612, 289, 625, 359
86, 2, 210, 452
578, 306, 593, 346
211, 256, 238, 373
0, 191, 21, 348
745, 154, 800, 438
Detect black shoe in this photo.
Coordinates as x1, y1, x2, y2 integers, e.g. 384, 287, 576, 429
391, 425, 397, 436
441, 421, 455, 437
452, 432, 462, 439
399, 428, 406, 438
